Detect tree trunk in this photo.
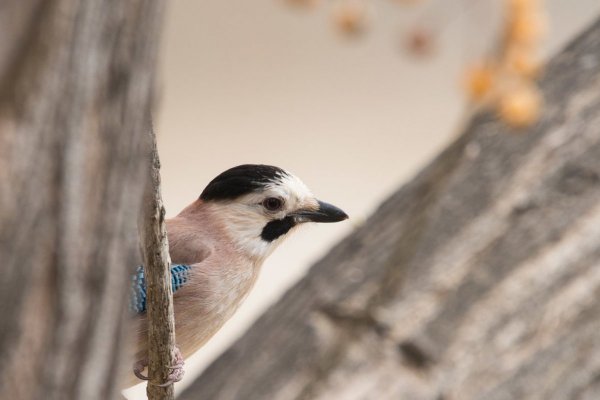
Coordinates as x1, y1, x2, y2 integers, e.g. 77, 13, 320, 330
0, 2, 164, 399
179, 17, 600, 400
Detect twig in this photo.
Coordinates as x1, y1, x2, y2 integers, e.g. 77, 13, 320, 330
139, 124, 176, 399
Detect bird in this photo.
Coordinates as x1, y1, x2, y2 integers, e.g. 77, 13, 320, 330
128, 164, 348, 386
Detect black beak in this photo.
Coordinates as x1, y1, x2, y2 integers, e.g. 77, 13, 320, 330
292, 200, 349, 223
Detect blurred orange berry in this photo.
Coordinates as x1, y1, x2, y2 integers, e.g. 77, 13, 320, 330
498, 84, 542, 127
507, 12, 547, 45
405, 27, 435, 57
332, 2, 368, 35
464, 63, 495, 101
507, 48, 543, 77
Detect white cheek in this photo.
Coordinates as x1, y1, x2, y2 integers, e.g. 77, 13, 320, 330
213, 203, 275, 260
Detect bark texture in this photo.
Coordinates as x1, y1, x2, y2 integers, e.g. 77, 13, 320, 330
0, 1, 164, 399
140, 126, 177, 399
180, 17, 600, 400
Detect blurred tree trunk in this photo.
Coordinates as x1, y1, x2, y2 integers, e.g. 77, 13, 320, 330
0, 1, 164, 399
180, 17, 600, 400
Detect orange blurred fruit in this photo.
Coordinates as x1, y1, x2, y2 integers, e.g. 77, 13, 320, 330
405, 27, 435, 57
507, 47, 543, 77
332, 2, 368, 35
507, 12, 547, 45
464, 63, 496, 101
498, 83, 542, 127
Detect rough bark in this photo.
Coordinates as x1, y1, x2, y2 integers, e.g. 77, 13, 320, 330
0, 1, 164, 399
139, 126, 177, 399
180, 17, 600, 400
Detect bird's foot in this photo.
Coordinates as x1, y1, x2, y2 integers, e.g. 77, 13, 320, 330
155, 346, 185, 387
133, 357, 149, 381
133, 347, 185, 385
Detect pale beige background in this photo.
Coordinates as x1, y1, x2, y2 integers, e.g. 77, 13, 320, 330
125, 1, 600, 398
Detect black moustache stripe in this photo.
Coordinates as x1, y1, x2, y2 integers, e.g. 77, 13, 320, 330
260, 217, 296, 242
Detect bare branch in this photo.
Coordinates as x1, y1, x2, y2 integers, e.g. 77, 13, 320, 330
139, 125, 177, 399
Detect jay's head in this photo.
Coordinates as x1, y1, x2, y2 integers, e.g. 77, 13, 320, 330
199, 164, 348, 259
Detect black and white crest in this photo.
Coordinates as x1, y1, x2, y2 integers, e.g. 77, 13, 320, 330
200, 164, 289, 201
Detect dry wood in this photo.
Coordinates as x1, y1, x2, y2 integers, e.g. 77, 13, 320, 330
139, 125, 177, 399
0, 1, 164, 399
180, 17, 600, 400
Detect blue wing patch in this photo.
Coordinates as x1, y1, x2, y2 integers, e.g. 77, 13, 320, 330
130, 264, 192, 314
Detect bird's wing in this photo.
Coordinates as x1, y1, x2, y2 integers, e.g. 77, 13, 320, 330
129, 264, 192, 314
129, 217, 214, 314
166, 217, 214, 265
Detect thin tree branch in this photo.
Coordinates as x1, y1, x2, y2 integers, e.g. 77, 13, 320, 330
140, 124, 176, 400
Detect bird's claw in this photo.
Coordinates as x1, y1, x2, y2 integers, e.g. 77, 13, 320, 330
133, 357, 150, 381
134, 347, 185, 386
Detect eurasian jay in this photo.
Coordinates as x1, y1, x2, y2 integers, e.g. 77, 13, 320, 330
128, 164, 348, 386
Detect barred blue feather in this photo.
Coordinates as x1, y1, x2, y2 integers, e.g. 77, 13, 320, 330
129, 264, 192, 314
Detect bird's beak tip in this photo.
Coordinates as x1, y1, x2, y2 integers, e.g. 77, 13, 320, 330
315, 200, 349, 223
336, 208, 350, 222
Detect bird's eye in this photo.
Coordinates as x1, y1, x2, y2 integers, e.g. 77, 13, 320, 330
262, 197, 283, 212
